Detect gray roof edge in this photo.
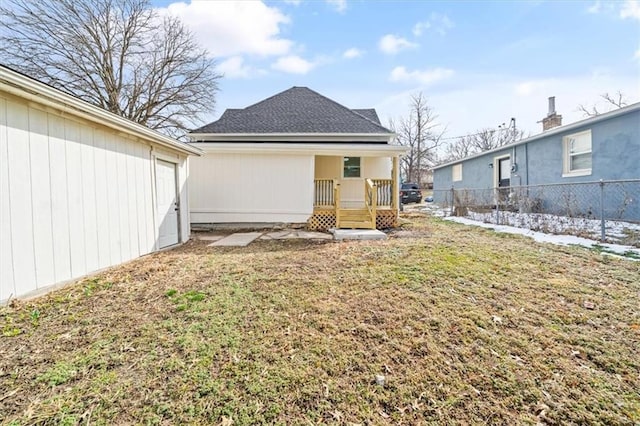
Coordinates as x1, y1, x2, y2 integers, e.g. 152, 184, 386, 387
432, 101, 640, 170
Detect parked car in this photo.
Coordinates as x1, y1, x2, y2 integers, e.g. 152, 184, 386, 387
400, 182, 422, 204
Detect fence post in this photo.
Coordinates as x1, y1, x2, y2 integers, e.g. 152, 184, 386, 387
495, 190, 500, 225
599, 179, 605, 242
450, 186, 455, 216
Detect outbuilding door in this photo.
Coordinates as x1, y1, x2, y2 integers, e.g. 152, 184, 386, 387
498, 157, 511, 188
156, 159, 180, 248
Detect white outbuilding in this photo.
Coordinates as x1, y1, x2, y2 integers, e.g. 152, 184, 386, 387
0, 65, 202, 302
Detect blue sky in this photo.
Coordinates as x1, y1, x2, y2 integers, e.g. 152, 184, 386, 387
153, 0, 640, 140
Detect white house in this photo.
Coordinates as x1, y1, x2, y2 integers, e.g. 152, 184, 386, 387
0, 65, 202, 302
188, 87, 407, 230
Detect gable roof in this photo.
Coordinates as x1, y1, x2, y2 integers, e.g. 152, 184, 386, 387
191, 87, 391, 135
432, 101, 640, 170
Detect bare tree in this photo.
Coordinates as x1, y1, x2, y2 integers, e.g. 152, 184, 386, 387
577, 91, 629, 117
444, 135, 474, 161
444, 122, 525, 162
390, 92, 445, 185
0, 0, 220, 138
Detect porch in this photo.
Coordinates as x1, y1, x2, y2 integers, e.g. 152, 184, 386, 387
309, 179, 398, 230
308, 157, 400, 231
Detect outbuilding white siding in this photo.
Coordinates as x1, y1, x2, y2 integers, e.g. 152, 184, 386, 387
0, 69, 197, 302
189, 152, 314, 223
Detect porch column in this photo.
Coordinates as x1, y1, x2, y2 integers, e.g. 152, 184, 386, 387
392, 155, 399, 211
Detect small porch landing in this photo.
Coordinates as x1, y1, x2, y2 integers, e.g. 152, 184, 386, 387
308, 208, 397, 231
331, 229, 387, 240
308, 176, 399, 231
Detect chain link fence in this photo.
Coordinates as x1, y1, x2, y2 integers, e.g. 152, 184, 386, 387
432, 179, 640, 247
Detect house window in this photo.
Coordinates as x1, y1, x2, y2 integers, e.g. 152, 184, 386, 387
452, 164, 462, 181
343, 157, 361, 178
563, 130, 592, 176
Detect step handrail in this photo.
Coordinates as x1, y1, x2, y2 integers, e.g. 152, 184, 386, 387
334, 180, 341, 228
365, 179, 377, 229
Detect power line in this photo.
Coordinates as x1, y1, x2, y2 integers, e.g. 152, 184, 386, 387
437, 118, 517, 141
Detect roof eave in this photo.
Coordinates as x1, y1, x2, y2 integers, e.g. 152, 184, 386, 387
188, 132, 395, 143
189, 142, 409, 156
0, 66, 203, 156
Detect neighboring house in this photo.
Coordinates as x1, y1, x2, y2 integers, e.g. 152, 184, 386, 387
433, 98, 640, 219
0, 65, 201, 302
188, 87, 407, 230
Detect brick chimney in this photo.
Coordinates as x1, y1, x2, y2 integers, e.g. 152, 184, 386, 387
542, 96, 562, 131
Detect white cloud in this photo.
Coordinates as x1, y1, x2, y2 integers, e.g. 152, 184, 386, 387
587, 1, 601, 14
413, 13, 454, 36
343, 48, 364, 59
378, 34, 418, 55
218, 56, 253, 79
389, 66, 454, 85
514, 80, 553, 96
157, 1, 292, 57
620, 0, 640, 20
326, 0, 347, 13
635, 47, 640, 61
271, 55, 316, 74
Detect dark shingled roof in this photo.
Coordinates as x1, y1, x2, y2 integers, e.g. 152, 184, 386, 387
351, 109, 381, 124
192, 87, 391, 134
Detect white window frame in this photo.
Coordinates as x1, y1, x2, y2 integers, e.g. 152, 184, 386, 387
342, 156, 362, 179
452, 164, 462, 182
562, 130, 592, 177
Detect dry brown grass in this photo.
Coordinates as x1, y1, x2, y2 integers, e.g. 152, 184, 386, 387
1, 214, 639, 425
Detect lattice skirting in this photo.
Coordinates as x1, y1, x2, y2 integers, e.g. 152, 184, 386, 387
307, 210, 337, 231
375, 210, 398, 229
307, 209, 398, 231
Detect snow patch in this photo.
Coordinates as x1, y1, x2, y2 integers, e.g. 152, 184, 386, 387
443, 216, 640, 261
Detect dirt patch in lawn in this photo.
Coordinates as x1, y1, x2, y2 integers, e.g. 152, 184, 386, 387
1, 215, 639, 424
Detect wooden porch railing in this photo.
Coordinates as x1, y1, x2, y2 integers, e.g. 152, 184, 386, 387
314, 179, 335, 207
372, 179, 393, 207
314, 179, 341, 226
365, 179, 377, 227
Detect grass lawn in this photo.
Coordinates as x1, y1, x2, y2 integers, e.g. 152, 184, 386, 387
1, 214, 639, 425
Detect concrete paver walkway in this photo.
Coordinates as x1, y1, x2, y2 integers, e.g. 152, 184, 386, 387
260, 230, 333, 240
208, 232, 263, 247
196, 228, 386, 247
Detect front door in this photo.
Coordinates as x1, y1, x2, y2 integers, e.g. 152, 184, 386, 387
156, 159, 179, 248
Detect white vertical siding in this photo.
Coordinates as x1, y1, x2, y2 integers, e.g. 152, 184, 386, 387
65, 120, 87, 278
0, 94, 191, 301
29, 108, 56, 288
93, 129, 111, 270
189, 152, 314, 223
48, 113, 72, 284
80, 125, 99, 273
6, 101, 37, 297
0, 98, 14, 301
179, 153, 190, 242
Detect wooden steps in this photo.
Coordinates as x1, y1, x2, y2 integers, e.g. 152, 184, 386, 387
338, 208, 374, 229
